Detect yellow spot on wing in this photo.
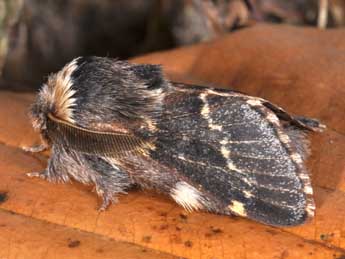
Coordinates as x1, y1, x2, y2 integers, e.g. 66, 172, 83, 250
243, 190, 253, 198
199, 92, 223, 131
306, 204, 315, 217
246, 99, 262, 106
303, 185, 313, 195
291, 153, 303, 164
229, 200, 247, 217
221, 146, 230, 158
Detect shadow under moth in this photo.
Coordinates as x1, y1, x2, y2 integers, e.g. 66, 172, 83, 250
25, 56, 325, 226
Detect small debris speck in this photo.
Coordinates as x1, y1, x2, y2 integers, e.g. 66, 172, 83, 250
184, 240, 193, 247
159, 224, 169, 230
0, 191, 8, 204
320, 233, 334, 241
179, 214, 188, 222
142, 235, 152, 243
211, 227, 223, 234
68, 239, 81, 248
266, 229, 278, 236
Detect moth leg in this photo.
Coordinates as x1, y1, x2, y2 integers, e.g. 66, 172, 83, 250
98, 200, 111, 211
84, 156, 132, 211
27, 171, 48, 179
93, 179, 127, 211
95, 187, 117, 211
93, 173, 131, 211
27, 160, 68, 183
26, 146, 70, 183
22, 144, 47, 153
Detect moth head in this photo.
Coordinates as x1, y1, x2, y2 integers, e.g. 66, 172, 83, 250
30, 56, 170, 140
29, 58, 79, 141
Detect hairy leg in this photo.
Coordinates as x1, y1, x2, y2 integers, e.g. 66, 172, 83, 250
25, 143, 133, 210
22, 136, 49, 153
22, 144, 47, 153
78, 155, 133, 211
26, 145, 71, 183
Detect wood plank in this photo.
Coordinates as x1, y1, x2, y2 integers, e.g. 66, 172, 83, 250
0, 209, 177, 259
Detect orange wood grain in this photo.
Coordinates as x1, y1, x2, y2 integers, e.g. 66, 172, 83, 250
0, 209, 177, 259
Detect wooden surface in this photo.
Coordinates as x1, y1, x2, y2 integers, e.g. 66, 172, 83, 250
0, 24, 345, 259
0, 209, 177, 259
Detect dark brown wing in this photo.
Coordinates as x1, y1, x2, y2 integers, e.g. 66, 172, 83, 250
150, 84, 317, 226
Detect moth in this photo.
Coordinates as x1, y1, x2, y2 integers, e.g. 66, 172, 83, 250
25, 56, 325, 226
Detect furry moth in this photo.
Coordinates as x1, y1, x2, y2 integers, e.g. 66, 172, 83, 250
25, 56, 325, 226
